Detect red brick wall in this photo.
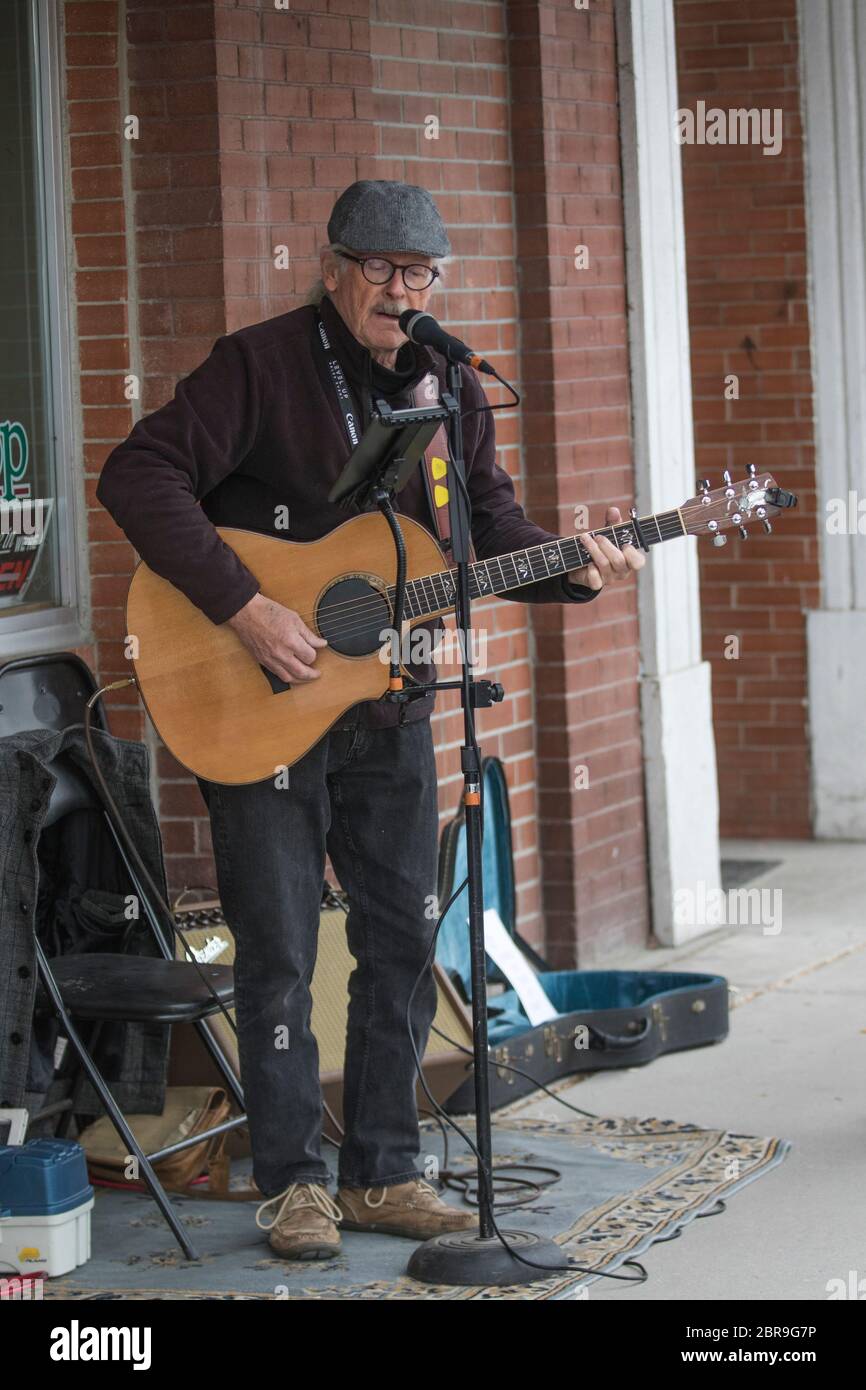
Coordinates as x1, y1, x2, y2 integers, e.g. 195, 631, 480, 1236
119, 0, 226, 884
507, 0, 648, 965
66, 0, 140, 739
214, 0, 374, 332
675, 0, 819, 837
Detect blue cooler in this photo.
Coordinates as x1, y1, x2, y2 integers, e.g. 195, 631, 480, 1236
0, 1139, 94, 1276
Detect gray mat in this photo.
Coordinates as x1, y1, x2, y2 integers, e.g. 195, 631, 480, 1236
44, 1108, 790, 1300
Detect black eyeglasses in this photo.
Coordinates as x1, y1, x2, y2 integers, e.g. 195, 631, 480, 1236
336, 252, 440, 291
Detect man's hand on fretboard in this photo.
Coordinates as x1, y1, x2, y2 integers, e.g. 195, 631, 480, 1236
567, 505, 647, 590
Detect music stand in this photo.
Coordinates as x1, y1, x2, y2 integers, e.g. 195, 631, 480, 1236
328, 400, 445, 511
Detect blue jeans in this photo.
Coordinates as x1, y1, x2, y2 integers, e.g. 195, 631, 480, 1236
196, 711, 440, 1197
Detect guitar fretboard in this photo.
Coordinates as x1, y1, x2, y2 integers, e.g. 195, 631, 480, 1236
389, 510, 685, 619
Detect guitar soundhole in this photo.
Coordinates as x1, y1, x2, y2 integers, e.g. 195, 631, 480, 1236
316, 577, 391, 657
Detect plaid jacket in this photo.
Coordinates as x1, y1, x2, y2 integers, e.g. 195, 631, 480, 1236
0, 725, 170, 1117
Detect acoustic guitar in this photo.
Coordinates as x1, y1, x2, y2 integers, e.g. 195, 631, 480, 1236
125, 470, 797, 784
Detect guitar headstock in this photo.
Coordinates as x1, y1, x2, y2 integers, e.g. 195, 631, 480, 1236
681, 466, 798, 546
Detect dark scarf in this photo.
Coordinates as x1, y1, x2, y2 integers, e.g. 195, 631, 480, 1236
318, 293, 435, 429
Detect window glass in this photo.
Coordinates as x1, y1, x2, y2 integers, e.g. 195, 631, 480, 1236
0, 0, 61, 618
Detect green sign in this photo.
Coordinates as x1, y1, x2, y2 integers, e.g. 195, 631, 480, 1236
0, 420, 30, 502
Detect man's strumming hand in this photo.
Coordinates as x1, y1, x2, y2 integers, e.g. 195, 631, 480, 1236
567, 505, 647, 590
226, 592, 327, 683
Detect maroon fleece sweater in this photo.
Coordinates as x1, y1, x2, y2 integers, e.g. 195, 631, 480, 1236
96, 294, 598, 726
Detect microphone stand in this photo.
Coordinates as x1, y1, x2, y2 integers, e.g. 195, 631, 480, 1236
403, 356, 569, 1287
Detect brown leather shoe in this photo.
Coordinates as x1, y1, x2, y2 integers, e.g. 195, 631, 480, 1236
336, 1179, 479, 1240
255, 1182, 342, 1260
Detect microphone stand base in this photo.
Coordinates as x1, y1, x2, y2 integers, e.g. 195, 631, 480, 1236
406, 1229, 570, 1288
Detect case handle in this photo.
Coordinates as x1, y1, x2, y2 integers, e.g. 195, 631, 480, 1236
585, 1015, 652, 1051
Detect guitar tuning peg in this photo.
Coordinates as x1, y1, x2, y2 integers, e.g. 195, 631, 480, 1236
713, 534, 727, 547
739, 525, 748, 540
747, 463, 757, 477
698, 478, 711, 494
762, 519, 772, 534
723, 470, 732, 485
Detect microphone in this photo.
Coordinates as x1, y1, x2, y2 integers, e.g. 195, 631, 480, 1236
398, 310, 495, 376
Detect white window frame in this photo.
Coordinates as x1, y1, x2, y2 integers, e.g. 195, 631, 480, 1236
0, 0, 87, 658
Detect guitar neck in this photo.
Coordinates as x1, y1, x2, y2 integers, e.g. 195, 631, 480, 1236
392, 508, 686, 620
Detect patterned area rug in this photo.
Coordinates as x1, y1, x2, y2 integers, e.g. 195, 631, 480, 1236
41, 1107, 789, 1301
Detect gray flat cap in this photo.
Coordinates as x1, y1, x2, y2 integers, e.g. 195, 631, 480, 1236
327, 180, 452, 257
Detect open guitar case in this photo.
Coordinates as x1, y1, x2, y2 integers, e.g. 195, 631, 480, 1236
436, 757, 729, 1113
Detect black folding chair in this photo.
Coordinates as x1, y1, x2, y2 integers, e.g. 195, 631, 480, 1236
0, 652, 247, 1261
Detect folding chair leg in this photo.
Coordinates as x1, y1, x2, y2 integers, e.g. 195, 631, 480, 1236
35, 944, 200, 1262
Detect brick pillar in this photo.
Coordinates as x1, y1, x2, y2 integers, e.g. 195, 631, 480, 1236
674, 0, 820, 837
507, 0, 649, 965
67, 0, 142, 739
119, 1, 227, 884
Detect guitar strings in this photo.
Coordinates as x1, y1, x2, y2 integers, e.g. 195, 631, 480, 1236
280, 518, 679, 632
279, 511, 708, 644
254, 500, 747, 646
267, 512, 705, 643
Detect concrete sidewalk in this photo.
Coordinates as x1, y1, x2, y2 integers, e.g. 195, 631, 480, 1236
510, 839, 866, 1301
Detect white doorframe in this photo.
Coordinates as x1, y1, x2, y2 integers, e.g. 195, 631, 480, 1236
800, 0, 866, 839
616, 0, 721, 944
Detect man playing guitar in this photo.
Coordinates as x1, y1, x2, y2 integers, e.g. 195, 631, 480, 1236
97, 179, 645, 1259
